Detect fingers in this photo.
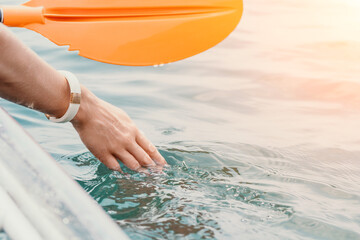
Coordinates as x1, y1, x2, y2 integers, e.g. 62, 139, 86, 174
99, 154, 122, 172
113, 151, 141, 171
127, 144, 156, 167
136, 132, 167, 166
101, 143, 166, 173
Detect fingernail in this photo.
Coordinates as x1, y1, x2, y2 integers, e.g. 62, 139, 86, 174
155, 157, 167, 166
116, 167, 124, 174
144, 157, 156, 167
110, 165, 123, 173
131, 162, 141, 171
149, 144, 156, 153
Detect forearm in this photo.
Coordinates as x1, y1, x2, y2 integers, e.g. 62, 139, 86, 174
0, 24, 166, 171
0, 24, 68, 117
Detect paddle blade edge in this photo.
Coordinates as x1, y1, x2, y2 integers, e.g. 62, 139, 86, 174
24, 0, 243, 66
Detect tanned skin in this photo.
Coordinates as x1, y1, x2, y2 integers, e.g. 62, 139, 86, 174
0, 24, 167, 172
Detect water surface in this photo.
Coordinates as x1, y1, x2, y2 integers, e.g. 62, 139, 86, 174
1, 0, 360, 239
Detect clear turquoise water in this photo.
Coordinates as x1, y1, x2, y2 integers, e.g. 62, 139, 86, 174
2, 0, 360, 239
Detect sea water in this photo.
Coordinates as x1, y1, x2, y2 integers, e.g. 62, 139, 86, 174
1, 0, 360, 239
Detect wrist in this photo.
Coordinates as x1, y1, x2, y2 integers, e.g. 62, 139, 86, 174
70, 85, 98, 127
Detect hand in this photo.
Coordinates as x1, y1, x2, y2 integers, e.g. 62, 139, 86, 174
71, 86, 167, 172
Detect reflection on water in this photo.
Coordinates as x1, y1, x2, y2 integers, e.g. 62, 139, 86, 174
1, 0, 360, 239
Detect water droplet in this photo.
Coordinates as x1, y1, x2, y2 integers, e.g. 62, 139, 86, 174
181, 161, 188, 170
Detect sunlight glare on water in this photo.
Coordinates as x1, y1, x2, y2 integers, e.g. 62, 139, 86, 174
1, 0, 360, 239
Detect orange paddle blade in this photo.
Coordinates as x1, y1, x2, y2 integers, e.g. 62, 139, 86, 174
1, 0, 243, 66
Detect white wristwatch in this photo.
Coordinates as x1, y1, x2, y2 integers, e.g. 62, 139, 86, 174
45, 70, 81, 123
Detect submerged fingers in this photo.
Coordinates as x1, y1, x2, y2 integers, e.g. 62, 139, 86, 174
112, 151, 152, 174
105, 130, 167, 172
99, 154, 122, 172
127, 144, 156, 167
136, 132, 167, 166
113, 151, 141, 171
